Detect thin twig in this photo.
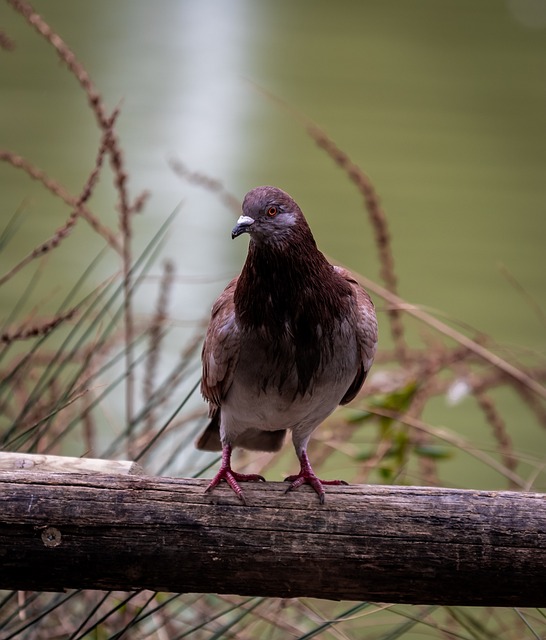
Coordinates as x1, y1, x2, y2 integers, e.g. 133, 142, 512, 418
1, 308, 78, 344
143, 260, 175, 432
7, 0, 141, 457
169, 158, 241, 215
0, 116, 117, 287
474, 388, 518, 489
367, 405, 526, 488
0, 151, 121, 252
7, 0, 109, 127
0, 30, 16, 51
307, 125, 408, 363
343, 264, 546, 400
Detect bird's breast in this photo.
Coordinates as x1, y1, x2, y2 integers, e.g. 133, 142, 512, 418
222, 316, 359, 432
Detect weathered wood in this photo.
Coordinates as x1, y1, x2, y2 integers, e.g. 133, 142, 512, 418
0, 471, 544, 606
0, 452, 143, 475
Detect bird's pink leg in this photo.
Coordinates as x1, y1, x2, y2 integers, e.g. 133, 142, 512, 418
205, 444, 265, 504
284, 449, 347, 504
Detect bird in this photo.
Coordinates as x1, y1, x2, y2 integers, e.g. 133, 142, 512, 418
198, 185, 377, 504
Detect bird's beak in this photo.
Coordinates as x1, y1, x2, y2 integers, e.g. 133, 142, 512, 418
231, 215, 255, 239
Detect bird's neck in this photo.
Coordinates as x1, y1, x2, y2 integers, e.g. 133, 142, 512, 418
234, 234, 350, 334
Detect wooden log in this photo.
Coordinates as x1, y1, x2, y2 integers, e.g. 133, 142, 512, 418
0, 451, 143, 475
0, 471, 544, 606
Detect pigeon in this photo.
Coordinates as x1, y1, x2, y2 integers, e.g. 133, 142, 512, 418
198, 186, 377, 503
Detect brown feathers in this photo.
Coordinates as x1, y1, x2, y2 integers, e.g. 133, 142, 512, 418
198, 186, 378, 503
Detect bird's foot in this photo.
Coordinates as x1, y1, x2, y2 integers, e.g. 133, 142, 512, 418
205, 466, 265, 504
284, 472, 347, 504
284, 450, 347, 504
205, 444, 265, 504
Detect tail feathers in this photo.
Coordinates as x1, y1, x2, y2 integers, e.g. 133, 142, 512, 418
235, 428, 286, 452
196, 410, 222, 451
195, 410, 286, 453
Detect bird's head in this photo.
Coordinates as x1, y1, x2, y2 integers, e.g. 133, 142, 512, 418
232, 186, 309, 245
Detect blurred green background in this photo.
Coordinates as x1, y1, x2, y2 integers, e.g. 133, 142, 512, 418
1, 0, 545, 484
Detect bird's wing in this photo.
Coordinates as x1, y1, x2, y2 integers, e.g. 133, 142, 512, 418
334, 267, 378, 405
200, 277, 241, 409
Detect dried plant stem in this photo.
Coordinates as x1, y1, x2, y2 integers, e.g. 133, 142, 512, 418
7, 0, 108, 127
368, 405, 526, 487
0, 117, 116, 287
474, 389, 517, 488
0, 225, 75, 289
346, 265, 546, 400
169, 158, 241, 215
143, 260, 175, 432
405, 379, 442, 486
403, 345, 477, 484
308, 125, 408, 363
513, 383, 546, 430
1, 307, 78, 344
0, 151, 121, 253
130, 189, 151, 215
7, 0, 140, 455
499, 263, 546, 328
115, 160, 135, 457
100, 111, 136, 462
355, 436, 395, 484
118, 229, 135, 457
78, 108, 120, 205
0, 29, 16, 51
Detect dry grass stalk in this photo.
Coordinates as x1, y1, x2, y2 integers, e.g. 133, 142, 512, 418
369, 406, 526, 488
142, 260, 175, 432
1, 307, 78, 344
473, 388, 518, 488
0, 118, 117, 288
401, 344, 478, 485
0, 29, 16, 50
81, 393, 95, 457
115, 151, 136, 456
307, 124, 408, 363
463, 366, 546, 402
100, 113, 138, 458
514, 383, 546, 430
0, 150, 121, 253
358, 438, 395, 484
351, 268, 546, 400
8, 0, 143, 457
149, 407, 209, 474
150, 323, 206, 394
7, 0, 108, 127
130, 189, 151, 215
101, 115, 143, 459
404, 379, 442, 486
36, 376, 64, 454
170, 158, 242, 215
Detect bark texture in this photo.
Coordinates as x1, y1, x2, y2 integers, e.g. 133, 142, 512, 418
1, 470, 544, 606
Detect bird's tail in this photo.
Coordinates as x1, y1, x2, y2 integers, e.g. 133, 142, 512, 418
195, 410, 286, 452
235, 428, 286, 452
195, 410, 222, 451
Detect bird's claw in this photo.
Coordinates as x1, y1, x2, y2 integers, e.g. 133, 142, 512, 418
205, 466, 265, 504
284, 472, 348, 504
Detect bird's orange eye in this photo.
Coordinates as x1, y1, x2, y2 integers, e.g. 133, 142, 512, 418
267, 206, 277, 217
